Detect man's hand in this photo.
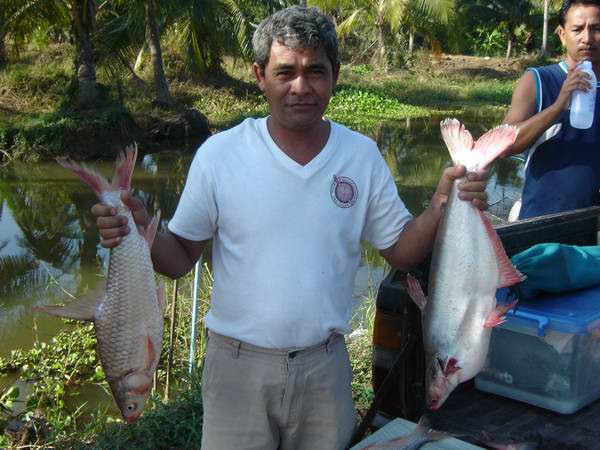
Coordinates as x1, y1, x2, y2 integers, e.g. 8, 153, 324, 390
433, 165, 490, 212
553, 62, 594, 112
91, 191, 151, 248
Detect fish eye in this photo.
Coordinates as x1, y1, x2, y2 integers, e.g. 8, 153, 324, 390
127, 403, 137, 411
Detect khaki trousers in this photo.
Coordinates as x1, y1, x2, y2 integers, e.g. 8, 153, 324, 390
200, 331, 356, 450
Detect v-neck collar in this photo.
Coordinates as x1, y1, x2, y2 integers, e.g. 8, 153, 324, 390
258, 117, 338, 178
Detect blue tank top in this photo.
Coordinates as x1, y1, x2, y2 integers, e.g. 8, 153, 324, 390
519, 62, 600, 220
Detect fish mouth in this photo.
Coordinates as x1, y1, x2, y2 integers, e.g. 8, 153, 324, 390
427, 399, 441, 410
125, 413, 140, 423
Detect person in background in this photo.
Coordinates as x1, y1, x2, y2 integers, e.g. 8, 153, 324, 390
503, 0, 600, 221
91, 6, 488, 450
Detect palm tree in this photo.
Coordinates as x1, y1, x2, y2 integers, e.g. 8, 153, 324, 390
320, 0, 455, 67
71, 0, 99, 108
145, 0, 175, 107
533, 0, 560, 56
466, 0, 535, 59
0, 0, 67, 68
1, 0, 100, 107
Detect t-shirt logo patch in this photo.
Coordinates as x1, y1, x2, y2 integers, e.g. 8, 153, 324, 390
331, 175, 358, 208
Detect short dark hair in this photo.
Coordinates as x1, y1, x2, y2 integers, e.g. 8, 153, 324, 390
252, 6, 339, 71
560, 0, 600, 26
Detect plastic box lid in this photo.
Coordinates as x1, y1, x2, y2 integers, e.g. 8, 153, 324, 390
497, 285, 600, 337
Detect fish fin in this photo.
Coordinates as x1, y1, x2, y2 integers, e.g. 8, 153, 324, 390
145, 336, 157, 371
485, 299, 518, 328
141, 210, 161, 247
445, 357, 462, 376
57, 158, 110, 198
157, 281, 166, 315
405, 274, 427, 310
111, 144, 138, 191
440, 118, 474, 166
33, 284, 104, 321
478, 210, 525, 288
471, 124, 519, 170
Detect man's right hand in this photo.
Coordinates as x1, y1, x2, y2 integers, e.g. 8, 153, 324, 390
91, 191, 151, 248
553, 62, 594, 112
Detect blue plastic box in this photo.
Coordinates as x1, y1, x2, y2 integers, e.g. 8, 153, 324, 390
475, 285, 600, 414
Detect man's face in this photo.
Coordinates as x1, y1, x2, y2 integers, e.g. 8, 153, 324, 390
253, 42, 339, 131
559, 4, 600, 66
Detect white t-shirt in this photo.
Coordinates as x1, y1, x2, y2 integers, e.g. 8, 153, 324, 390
168, 117, 411, 348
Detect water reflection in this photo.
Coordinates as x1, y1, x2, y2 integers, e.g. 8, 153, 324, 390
0, 115, 524, 358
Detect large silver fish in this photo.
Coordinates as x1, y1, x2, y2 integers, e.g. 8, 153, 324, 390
407, 119, 523, 410
362, 416, 453, 450
35, 146, 164, 422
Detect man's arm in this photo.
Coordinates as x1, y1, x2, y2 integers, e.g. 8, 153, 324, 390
379, 166, 488, 271
502, 66, 592, 157
92, 191, 207, 279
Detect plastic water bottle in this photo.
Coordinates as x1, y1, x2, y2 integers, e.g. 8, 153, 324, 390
570, 60, 597, 129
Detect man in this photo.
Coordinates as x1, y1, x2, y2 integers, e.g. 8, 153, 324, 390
93, 6, 488, 449
503, 0, 600, 220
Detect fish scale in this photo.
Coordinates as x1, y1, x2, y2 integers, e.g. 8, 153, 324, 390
35, 145, 164, 422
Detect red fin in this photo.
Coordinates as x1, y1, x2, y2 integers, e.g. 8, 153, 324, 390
478, 210, 525, 288
485, 299, 518, 328
472, 124, 519, 170
445, 358, 461, 376
111, 144, 138, 191
145, 336, 156, 371
405, 274, 427, 311
57, 158, 110, 198
141, 210, 161, 247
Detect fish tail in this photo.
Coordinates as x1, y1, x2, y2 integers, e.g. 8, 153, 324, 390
415, 416, 455, 442
472, 123, 519, 170
57, 158, 110, 198
440, 119, 518, 170
110, 143, 138, 192
440, 118, 474, 166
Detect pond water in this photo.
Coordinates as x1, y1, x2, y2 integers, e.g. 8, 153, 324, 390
0, 113, 524, 379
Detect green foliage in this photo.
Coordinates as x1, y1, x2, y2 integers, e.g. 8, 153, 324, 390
327, 86, 432, 127
81, 375, 203, 450
0, 324, 100, 413
468, 25, 506, 57
348, 332, 374, 416
351, 64, 374, 75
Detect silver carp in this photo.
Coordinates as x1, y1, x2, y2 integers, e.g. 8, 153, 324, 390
35, 146, 164, 422
407, 119, 523, 410
362, 416, 454, 450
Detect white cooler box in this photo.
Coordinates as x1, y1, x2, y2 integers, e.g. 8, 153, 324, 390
475, 285, 600, 414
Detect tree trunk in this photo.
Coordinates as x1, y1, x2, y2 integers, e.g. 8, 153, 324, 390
72, 0, 98, 109
542, 0, 549, 56
0, 36, 6, 68
408, 30, 415, 55
506, 35, 513, 59
377, 19, 386, 71
146, 0, 174, 108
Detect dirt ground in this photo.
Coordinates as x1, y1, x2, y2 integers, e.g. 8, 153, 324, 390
422, 53, 556, 79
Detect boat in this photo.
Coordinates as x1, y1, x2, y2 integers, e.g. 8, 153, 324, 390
368, 205, 600, 449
